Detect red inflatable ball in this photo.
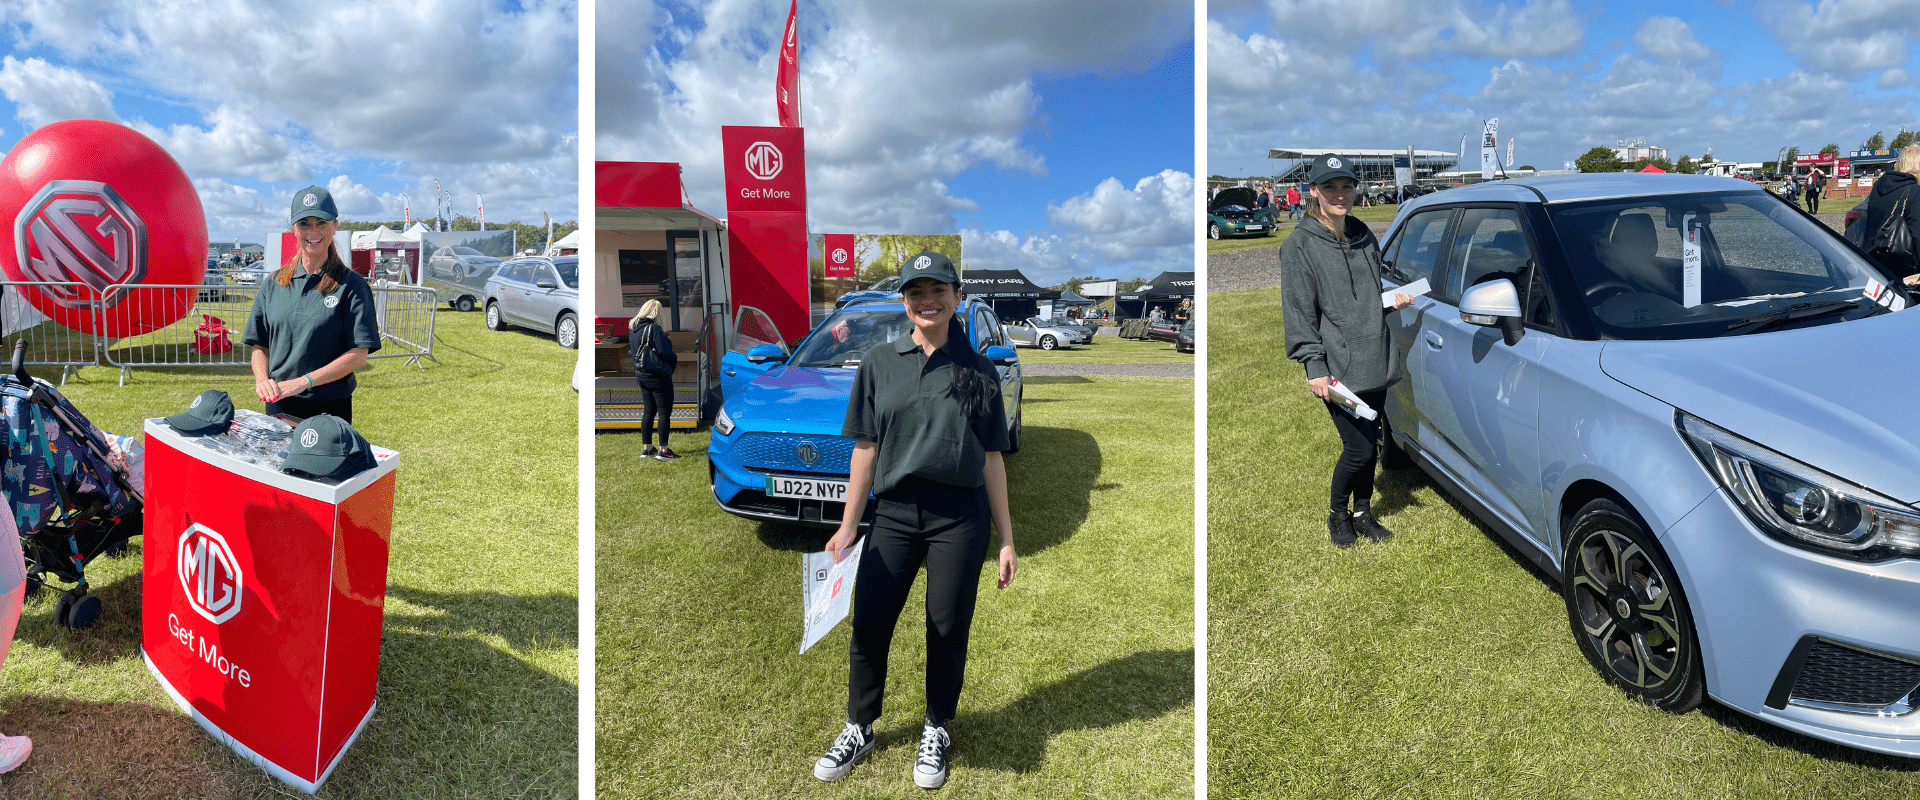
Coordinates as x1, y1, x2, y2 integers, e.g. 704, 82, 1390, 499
0, 119, 206, 338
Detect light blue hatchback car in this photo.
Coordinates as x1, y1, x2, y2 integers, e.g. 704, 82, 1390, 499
1377, 173, 1920, 757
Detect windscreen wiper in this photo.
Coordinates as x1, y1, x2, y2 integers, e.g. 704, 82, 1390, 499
1725, 299, 1859, 334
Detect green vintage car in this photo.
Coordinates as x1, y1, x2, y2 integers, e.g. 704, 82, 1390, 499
1207, 186, 1272, 239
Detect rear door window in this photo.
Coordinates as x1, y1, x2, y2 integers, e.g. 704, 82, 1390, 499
1382, 209, 1452, 289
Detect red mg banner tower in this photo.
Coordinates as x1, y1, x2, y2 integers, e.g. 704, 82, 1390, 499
722, 125, 810, 342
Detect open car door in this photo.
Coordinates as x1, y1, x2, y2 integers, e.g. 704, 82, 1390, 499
718, 305, 788, 399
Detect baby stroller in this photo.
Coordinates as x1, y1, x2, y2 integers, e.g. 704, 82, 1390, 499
1, 341, 143, 629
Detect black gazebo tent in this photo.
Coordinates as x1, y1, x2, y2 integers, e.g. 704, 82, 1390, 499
1116, 271, 1195, 319
961, 269, 1061, 321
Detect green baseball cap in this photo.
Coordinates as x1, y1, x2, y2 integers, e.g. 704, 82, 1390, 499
291, 185, 338, 224
280, 414, 376, 480
1307, 154, 1360, 186
898, 250, 959, 286
164, 389, 234, 436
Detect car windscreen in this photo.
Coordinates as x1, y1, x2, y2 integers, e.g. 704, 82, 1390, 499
553, 257, 578, 288
789, 309, 911, 367
452, 247, 483, 256
1546, 190, 1901, 340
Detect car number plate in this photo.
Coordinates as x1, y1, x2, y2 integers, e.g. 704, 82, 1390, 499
766, 475, 850, 501
1247, 224, 1264, 231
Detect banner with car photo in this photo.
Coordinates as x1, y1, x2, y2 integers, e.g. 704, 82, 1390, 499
809, 233, 962, 312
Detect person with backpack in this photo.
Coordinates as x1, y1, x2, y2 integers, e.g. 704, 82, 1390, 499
1861, 146, 1920, 285
1806, 165, 1826, 214
628, 299, 678, 460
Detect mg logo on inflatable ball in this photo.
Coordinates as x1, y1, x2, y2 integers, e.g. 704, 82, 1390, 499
178, 523, 243, 624
744, 141, 783, 180
0, 119, 206, 338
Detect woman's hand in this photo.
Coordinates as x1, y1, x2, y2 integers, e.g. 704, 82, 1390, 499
1392, 292, 1415, 309
275, 378, 308, 400
824, 523, 859, 564
1905, 274, 1920, 287
255, 376, 282, 403
996, 541, 1018, 590
1308, 376, 1330, 400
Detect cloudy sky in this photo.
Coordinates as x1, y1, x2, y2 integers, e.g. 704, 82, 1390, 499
1209, 0, 1920, 177
600, 0, 1194, 286
0, 0, 578, 248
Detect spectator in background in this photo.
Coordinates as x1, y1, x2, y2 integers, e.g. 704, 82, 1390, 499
1285, 184, 1302, 222
1807, 165, 1827, 214
1859, 145, 1920, 286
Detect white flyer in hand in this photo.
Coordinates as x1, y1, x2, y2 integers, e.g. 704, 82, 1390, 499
1383, 278, 1430, 308
801, 538, 863, 654
1326, 377, 1378, 420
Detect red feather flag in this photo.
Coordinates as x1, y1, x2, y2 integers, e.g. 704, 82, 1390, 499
776, 0, 800, 127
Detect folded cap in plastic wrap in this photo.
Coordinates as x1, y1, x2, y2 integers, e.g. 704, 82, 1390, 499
164, 389, 234, 435
279, 414, 376, 480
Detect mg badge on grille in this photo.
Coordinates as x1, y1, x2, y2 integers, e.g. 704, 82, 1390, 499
796, 441, 819, 465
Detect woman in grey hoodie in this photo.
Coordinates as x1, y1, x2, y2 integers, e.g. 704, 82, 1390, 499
1280, 154, 1415, 547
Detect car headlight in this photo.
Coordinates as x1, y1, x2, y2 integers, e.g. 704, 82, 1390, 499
714, 407, 735, 438
1679, 412, 1920, 561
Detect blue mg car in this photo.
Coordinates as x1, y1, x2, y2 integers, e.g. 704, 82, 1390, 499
708, 298, 1023, 529
1377, 173, 1920, 757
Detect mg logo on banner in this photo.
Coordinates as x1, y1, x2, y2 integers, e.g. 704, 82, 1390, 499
744, 141, 784, 181
15, 179, 147, 308
179, 523, 243, 624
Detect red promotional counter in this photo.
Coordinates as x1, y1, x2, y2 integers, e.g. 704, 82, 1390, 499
140, 418, 399, 793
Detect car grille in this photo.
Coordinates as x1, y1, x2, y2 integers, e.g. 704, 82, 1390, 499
733, 433, 853, 473
723, 489, 800, 517
1786, 639, 1920, 710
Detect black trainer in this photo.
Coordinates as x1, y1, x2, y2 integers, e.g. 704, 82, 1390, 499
913, 723, 950, 789
814, 721, 874, 782
1328, 510, 1357, 548
655, 447, 680, 461
1350, 510, 1394, 542
641, 445, 657, 458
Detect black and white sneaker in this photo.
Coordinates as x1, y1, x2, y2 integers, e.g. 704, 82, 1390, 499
1350, 510, 1394, 542
814, 722, 874, 782
655, 447, 680, 461
913, 723, 950, 789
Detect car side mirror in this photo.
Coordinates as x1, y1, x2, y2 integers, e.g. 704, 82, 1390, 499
1459, 279, 1526, 346
745, 343, 787, 364
984, 345, 1017, 366
537, 281, 557, 289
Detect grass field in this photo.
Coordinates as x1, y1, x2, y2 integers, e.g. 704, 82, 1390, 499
1205, 287, 1920, 799
1016, 335, 1191, 365
0, 309, 578, 798
1206, 204, 1403, 255
596, 375, 1194, 799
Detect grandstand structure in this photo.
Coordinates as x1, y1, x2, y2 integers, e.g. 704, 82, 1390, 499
1266, 147, 1460, 183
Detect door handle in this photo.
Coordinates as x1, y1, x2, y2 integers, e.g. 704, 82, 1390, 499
724, 367, 736, 377
1424, 330, 1444, 349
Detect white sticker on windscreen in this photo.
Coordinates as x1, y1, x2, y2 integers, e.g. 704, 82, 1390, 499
1681, 211, 1701, 308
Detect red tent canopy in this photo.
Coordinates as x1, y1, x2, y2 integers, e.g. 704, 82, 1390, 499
1638, 163, 1667, 173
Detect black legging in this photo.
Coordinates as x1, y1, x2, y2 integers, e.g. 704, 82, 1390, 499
267, 395, 353, 424
1807, 185, 1822, 214
636, 376, 672, 446
847, 477, 991, 728
1325, 388, 1387, 514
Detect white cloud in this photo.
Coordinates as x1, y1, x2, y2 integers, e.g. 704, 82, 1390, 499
1261, 0, 1584, 60
960, 170, 1194, 285
132, 105, 310, 183
1767, 1, 1919, 75
0, 56, 116, 128
1879, 68, 1911, 89
1633, 16, 1713, 61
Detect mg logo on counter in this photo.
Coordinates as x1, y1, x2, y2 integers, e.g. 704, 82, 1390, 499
179, 523, 243, 624
744, 141, 784, 180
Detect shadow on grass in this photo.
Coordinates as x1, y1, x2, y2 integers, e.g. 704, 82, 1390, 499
384, 587, 579, 649
753, 425, 1099, 558
0, 697, 249, 800
920, 648, 1193, 774
18, 566, 143, 668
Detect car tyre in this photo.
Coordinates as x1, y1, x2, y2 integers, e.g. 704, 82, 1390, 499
1562, 497, 1705, 713
1208, 223, 1221, 240
485, 301, 506, 331
455, 296, 475, 313
1039, 335, 1056, 351
1005, 396, 1023, 455
556, 312, 579, 349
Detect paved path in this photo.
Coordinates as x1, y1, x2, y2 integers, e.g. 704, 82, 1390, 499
1022, 362, 1193, 378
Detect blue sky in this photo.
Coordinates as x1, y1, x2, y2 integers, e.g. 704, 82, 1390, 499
599, 0, 1194, 285
0, 1, 578, 247
1208, 0, 1920, 177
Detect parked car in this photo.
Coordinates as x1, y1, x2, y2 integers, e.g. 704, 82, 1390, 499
1208, 186, 1272, 240
1174, 320, 1195, 353
1844, 196, 1871, 247
483, 255, 579, 348
1002, 316, 1088, 350
1041, 316, 1096, 344
833, 275, 903, 308
707, 299, 1023, 528
1375, 173, 1918, 757
1145, 318, 1184, 345
426, 246, 504, 312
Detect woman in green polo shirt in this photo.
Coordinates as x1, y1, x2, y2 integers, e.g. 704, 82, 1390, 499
811, 251, 1017, 791
243, 185, 382, 422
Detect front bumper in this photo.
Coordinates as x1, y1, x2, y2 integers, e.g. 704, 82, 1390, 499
1664, 489, 1920, 757
708, 429, 871, 530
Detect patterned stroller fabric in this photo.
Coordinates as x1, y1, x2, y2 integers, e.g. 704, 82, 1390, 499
0, 375, 139, 535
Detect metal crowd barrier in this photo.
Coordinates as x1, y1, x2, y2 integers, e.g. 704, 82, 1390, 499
0, 280, 110, 385
99, 283, 261, 385
367, 283, 438, 369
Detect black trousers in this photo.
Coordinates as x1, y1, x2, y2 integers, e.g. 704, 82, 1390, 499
267, 394, 353, 424
1807, 186, 1822, 214
1324, 388, 1387, 514
847, 477, 992, 728
635, 375, 672, 446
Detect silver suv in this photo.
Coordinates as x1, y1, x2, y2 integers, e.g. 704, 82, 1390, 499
483, 255, 580, 348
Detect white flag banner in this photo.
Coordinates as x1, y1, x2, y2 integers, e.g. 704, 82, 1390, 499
801, 539, 863, 654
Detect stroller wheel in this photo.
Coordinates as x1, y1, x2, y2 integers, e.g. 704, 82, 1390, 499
65, 594, 101, 629
53, 593, 73, 626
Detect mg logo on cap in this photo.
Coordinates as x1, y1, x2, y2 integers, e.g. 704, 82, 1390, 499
744, 141, 784, 181
301, 429, 320, 448
15, 180, 147, 309
179, 524, 243, 624
796, 441, 819, 465
303, 193, 318, 208
913, 256, 931, 270
1327, 157, 1342, 168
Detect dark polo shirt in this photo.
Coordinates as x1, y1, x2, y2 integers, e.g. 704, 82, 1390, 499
842, 330, 1010, 495
241, 267, 382, 402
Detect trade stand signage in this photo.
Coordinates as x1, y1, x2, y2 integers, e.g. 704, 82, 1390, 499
823, 234, 856, 278
723, 125, 810, 342
142, 419, 400, 793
